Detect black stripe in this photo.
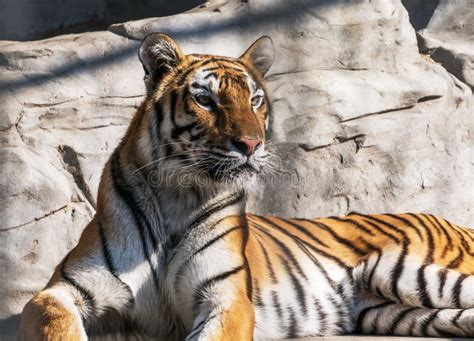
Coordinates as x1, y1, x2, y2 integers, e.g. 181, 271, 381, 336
61, 255, 96, 314
387, 307, 417, 335
360, 214, 408, 240
452, 309, 465, 329
253, 281, 264, 308
172, 122, 197, 140
177, 58, 245, 86
169, 90, 178, 126
417, 265, 434, 308
186, 314, 216, 340
251, 222, 309, 280
169, 215, 241, 271
172, 222, 241, 290
183, 90, 198, 117
278, 218, 329, 248
453, 222, 474, 242
97, 221, 118, 276
444, 219, 474, 256
407, 214, 434, 263
97, 221, 134, 305
437, 268, 448, 300
187, 191, 244, 232
289, 235, 341, 293
204, 71, 219, 80
251, 216, 350, 279
313, 297, 328, 334
328, 216, 376, 236
296, 218, 368, 256
286, 307, 298, 339
433, 326, 459, 338
271, 291, 283, 319
252, 216, 350, 272
328, 294, 348, 332
280, 256, 308, 315
177, 59, 204, 86
164, 142, 174, 158
150, 102, 164, 160
358, 215, 411, 301
240, 219, 253, 302
112, 151, 160, 248
424, 214, 453, 257
407, 214, 434, 308
391, 240, 409, 301
201, 66, 245, 73
190, 82, 209, 90
195, 226, 241, 258
110, 150, 160, 291
355, 237, 379, 254
360, 218, 400, 243
453, 273, 467, 307
447, 248, 464, 269
221, 74, 248, 88
385, 213, 424, 241
421, 310, 440, 335
355, 301, 393, 333
367, 252, 382, 292
255, 237, 278, 284
193, 265, 244, 311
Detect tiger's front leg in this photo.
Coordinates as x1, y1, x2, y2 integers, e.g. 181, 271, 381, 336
19, 219, 136, 340
186, 289, 255, 341
19, 286, 87, 341
170, 215, 255, 341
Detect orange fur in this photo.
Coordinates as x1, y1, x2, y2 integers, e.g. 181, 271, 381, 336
19, 292, 83, 341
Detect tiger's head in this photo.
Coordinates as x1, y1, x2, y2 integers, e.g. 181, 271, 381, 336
137, 33, 275, 186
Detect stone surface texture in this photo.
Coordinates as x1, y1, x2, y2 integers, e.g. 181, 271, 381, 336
415, 0, 474, 89
0, 0, 473, 338
0, 0, 202, 41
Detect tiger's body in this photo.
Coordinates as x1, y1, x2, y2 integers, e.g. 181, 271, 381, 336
19, 34, 474, 340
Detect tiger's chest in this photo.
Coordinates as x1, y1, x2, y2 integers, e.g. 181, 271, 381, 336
162, 228, 244, 331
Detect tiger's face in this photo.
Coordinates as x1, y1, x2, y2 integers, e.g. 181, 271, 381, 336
138, 34, 275, 184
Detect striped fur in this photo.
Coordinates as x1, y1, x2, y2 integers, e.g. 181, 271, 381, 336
19, 34, 473, 340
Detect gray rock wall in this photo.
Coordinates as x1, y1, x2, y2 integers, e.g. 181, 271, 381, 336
0, 0, 473, 337
415, 0, 474, 89
0, 0, 202, 41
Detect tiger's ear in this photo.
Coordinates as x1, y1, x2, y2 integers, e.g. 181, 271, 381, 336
240, 36, 275, 76
139, 33, 184, 89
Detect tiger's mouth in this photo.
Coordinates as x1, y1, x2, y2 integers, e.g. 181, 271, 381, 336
192, 150, 266, 183
205, 157, 261, 181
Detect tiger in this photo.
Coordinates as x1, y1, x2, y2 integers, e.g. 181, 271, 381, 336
19, 33, 474, 340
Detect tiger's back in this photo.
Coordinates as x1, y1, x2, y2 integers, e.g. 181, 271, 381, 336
167, 210, 474, 339
244, 212, 474, 338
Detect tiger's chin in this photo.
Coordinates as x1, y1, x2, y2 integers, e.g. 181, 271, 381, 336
204, 162, 263, 189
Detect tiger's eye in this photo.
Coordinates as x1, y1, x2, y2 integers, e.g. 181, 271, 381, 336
195, 95, 212, 107
251, 95, 263, 108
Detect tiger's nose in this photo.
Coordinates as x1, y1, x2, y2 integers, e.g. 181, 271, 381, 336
231, 136, 262, 156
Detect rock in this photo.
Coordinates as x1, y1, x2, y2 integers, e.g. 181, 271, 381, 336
0, 0, 203, 41
0, 0, 473, 337
405, 0, 474, 89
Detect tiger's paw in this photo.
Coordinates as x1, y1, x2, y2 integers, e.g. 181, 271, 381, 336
19, 291, 86, 341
